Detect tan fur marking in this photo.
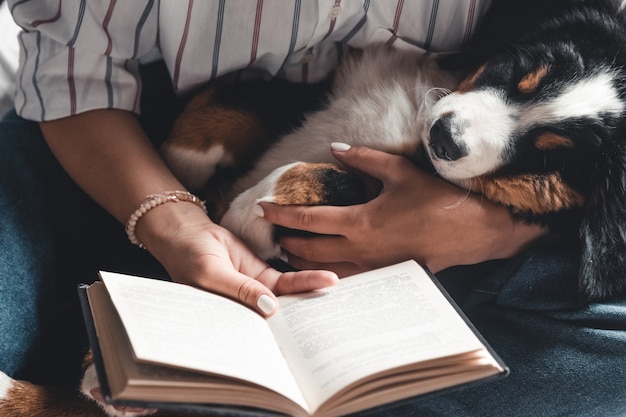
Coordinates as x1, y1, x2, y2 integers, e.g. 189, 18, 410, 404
457, 64, 487, 92
470, 172, 584, 214
535, 132, 574, 150
518, 65, 550, 93
273, 163, 342, 205
165, 87, 270, 167
0, 379, 106, 416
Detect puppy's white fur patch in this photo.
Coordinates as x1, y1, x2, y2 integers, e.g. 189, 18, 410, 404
521, 70, 625, 125
0, 371, 13, 400
220, 163, 293, 260
160, 143, 230, 190
81, 364, 156, 417
79, 363, 99, 402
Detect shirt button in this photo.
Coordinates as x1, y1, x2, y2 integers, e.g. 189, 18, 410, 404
330, 5, 342, 18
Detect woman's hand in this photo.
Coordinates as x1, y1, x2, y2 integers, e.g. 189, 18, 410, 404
259, 144, 547, 277
40, 110, 338, 317
135, 199, 338, 316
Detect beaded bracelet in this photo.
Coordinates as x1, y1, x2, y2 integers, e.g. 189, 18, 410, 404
125, 190, 207, 249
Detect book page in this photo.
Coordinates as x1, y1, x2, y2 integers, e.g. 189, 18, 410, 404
98, 271, 309, 411
267, 260, 488, 411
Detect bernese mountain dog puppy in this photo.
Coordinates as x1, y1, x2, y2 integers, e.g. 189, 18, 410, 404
162, 0, 626, 303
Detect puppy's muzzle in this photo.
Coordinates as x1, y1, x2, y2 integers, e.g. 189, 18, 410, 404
429, 115, 468, 161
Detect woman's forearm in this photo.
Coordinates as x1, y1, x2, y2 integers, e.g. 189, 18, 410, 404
38, 109, 214, 260
39, 109, 184, 224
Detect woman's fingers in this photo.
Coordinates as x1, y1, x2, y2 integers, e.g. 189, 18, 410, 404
193, 256, 338, 317
264, 268, 340, 296
257, 202, 357, 237
283, 254, 364, 278
277, 234, 354, 264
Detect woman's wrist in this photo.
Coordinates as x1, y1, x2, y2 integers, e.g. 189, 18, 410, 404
126, 191, 207, 248
505, 217, 548, 256
133, 197, 213, 251
423, 197, 548, 273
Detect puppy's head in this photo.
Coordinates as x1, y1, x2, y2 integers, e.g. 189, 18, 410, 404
427, 37, 626, 301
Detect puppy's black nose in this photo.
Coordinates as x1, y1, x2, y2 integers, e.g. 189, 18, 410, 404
429, 116, 468, 161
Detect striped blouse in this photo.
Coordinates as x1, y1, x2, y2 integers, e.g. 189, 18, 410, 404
9, 0, 492, 122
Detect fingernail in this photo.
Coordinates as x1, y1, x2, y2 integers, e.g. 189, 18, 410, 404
253, 204, 265, 217
331, 142, 351, 152
257, 294, 277, 315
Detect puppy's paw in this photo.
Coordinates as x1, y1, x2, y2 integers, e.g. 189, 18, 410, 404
81, 363, 156, 417
221, 161, 376, 260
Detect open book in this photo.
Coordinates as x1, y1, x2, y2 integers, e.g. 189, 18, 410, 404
79, 260, 507, 417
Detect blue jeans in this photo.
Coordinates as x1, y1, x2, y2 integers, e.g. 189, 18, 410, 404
1, 63, 625, 415
369, 249, 626, 417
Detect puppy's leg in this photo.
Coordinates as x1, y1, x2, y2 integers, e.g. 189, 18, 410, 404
80, 352, 158, 417
0, 370, 107, 417
220, 162, 378, 260
80, 353, 200, 417
160, 86, 272, 191
161, 78, 330, 194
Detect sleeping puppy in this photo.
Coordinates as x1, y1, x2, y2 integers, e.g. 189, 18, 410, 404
162, 0, 626, 303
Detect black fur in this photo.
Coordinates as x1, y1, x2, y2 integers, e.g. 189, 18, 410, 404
209, 77, 333, 140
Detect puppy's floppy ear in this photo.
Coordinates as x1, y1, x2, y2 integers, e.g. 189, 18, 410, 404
578, 145, 626, 302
